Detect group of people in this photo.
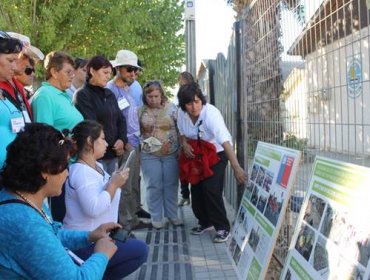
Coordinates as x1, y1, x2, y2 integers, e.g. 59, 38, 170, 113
0, 29, 247, 279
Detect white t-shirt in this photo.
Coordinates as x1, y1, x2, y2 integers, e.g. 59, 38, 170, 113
177, 103, 232, 152
63, 162, 121, 231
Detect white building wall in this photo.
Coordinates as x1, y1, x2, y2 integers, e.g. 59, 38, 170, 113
305, 27, 370, 155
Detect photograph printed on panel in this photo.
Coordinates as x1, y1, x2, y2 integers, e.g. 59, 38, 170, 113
303, 194, 326, 230
232, 206, 249, 247
256, 192, 268, 214
310, 235, 329, 277
250, 163, 259, 182
248, 227, 261, 252
264, 190, 284, 226
295, 224, 316, 261
251, 186, 260, 206
245, 181, 255, 201
262, 170, 274, 192
255, 166, 266, 187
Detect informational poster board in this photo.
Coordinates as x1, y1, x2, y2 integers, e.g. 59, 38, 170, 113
227, 142, 301, 280
281, 157, 370, 280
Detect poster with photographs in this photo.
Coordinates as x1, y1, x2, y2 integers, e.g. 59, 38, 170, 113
227, 142, 301, 280
281, 157, 370, 280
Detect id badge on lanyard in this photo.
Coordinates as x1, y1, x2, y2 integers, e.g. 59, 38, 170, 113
10, 116, 25, 133
118, 97, 130, 110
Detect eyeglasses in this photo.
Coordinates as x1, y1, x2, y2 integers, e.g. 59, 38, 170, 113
63, 69, 75, 76
121, 66, 138, 73
24, 67, 35, 75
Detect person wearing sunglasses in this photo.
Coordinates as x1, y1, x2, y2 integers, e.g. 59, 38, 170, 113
14, 53, 36, 100
107, 49, 151, 231
130, 59, 144, 107
8, 32, 44, 101
0, 30, 24, 169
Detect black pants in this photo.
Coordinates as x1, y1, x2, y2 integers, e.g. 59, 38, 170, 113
190, 151, 229, 231
50, 182, 66, 222
180, 182, 190, 199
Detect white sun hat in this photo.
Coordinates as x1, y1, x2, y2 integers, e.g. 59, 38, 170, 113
7, 32, 44, 61
110, 49, 141, 69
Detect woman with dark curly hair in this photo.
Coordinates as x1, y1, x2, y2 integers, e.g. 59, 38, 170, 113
0, 123, 121, 279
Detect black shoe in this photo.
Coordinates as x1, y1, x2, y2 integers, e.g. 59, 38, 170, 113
191, 225, 214, 235
136, 208, 151, 219
213, 230, 230, 243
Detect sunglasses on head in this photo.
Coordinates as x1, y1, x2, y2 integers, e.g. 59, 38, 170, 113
24, 67, 35, 75
0, 31, 11, 39
122, 66, 138, 73
143, 80, 161, 89
0, 31, 23, 54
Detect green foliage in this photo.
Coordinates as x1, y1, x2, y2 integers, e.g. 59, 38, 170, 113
282, 132, 307, 152
0, 0, 185, 87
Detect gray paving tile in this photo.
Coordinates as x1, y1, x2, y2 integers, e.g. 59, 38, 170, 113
124, 196, 239, 280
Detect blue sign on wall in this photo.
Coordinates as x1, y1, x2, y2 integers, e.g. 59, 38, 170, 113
347, 54, 362, 98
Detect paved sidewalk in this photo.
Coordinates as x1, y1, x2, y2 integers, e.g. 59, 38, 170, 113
124, 201, 239, 280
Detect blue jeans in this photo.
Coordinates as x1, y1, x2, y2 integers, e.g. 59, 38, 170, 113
75, 238, 148, 279
141, 152, 179, 222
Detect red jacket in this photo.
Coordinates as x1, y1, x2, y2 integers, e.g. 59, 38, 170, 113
179, 139, 220, 185
0, 78, 32, 120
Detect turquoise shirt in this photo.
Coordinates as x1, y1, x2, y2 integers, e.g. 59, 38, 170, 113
0, 189, 108, 279
0, 98, 23, 169
31, 82, 83, 131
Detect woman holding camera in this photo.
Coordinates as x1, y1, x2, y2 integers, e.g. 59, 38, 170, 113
63, 120, 148, 279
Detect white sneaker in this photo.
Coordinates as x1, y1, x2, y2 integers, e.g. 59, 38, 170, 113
152, 221, 163, 229
178, 198, 191, 206
169, 218, 184, 226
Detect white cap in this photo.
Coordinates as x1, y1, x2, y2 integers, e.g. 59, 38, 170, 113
7, 32, 44, 60
110, 50, 141, 69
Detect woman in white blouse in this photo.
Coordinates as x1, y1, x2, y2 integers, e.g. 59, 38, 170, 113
177, 82, 247, 243
63, 120, 148, 279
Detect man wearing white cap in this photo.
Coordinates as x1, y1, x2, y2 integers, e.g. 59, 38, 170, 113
107, 50, 151, 231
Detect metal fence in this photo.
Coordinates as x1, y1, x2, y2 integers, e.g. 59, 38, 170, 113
198, 0, 370, 273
